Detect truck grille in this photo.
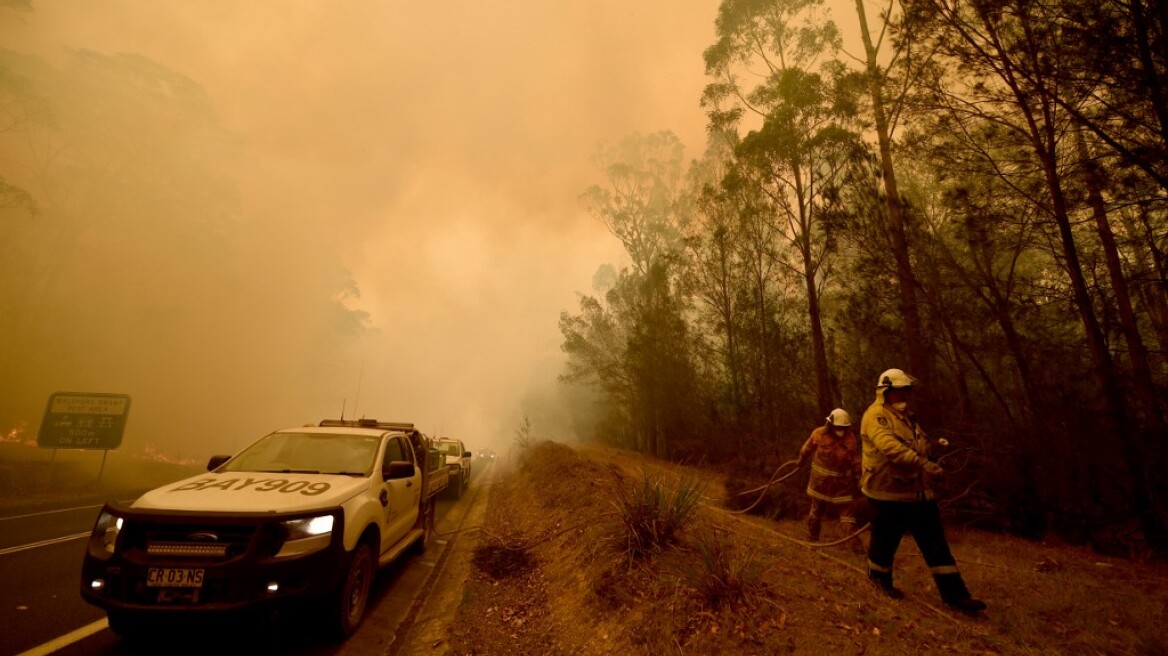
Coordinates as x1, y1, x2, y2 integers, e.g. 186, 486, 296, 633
146, 542, 230, 557
132, 523, 260, 560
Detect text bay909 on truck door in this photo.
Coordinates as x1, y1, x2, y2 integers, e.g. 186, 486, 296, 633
80, 419, 449, 639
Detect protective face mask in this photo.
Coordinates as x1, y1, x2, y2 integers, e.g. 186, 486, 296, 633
892, 401, 908, 412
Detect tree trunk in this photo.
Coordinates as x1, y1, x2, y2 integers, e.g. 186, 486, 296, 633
1129, 0, 1168, 165
1076, 128, 1166, 433
855, 0, 930, 388
805, 260, 832, 415
717, 234, 746, 427
1117, 206, 1168, 358
972, 234, 1040, 419
1034, 120, 1166, 550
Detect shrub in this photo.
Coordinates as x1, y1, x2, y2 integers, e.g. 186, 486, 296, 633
613, 469, 702, 560
687, 529, 764, 610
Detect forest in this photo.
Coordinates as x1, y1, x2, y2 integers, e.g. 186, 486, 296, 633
559, 0, 1168, 558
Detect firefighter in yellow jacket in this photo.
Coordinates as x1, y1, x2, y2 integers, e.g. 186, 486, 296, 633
861, 368, 985, 613
797, 408, 861, 544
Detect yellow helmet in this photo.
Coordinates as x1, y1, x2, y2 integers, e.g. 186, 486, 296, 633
876, 368, 916, 390
826, 408, 852, 427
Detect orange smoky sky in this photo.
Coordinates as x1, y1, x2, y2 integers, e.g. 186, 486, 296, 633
1, 0, 866, 453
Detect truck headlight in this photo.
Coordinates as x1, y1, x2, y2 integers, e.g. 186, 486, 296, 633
276, 514, 335, 558
88, 510, 124, 560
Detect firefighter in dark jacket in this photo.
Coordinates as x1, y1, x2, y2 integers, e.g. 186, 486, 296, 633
861, 368, 986, 613
797, 408, 862, 545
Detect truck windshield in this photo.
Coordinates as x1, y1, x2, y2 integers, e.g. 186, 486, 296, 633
221, 432, 380, 476
436, 442, 462, 456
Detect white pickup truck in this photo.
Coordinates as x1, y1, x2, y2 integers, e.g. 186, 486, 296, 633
80, 419, 448, 639
435, 437, 471, 498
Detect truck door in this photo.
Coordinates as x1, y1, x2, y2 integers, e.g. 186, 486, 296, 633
379, 436, 421, 552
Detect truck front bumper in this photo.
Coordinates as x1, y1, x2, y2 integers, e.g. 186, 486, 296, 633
81, 503, 347, 615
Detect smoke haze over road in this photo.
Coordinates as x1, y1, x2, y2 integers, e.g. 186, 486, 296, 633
0, 0, 732, 458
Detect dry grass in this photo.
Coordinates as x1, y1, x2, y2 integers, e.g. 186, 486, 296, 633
684, 528, 766, 611
445, 440, 1168, 656
0, 443, 202, 510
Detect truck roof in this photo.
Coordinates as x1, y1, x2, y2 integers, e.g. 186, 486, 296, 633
316, 419, 416, 432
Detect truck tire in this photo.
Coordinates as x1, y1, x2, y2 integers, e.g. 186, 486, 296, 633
412, 499, 434, 554
329, 541, 374, 638
454, 474, 464, 499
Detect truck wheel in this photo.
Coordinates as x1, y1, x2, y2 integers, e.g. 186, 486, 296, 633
329, 541, 374, 638
454, 474, 464, 499
412, 500, 434, 554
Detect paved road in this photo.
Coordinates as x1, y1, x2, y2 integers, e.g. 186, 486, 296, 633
0, 461, 493, 656
1, 505, 108, 656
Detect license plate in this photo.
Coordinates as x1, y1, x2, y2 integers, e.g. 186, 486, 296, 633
147, 568, 204, 588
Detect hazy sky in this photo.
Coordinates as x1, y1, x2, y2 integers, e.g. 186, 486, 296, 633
2, 0, 865, 454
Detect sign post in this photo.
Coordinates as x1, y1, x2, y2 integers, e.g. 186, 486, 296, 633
37, 392, 132, 484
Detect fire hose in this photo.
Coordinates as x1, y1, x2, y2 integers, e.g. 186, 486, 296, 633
727, 458, 801, 514
722, 458, 871, 548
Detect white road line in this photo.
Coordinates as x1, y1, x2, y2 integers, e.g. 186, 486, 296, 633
0, 505, 104, 522
0, 532, 90, 556
15, 618, 108, 656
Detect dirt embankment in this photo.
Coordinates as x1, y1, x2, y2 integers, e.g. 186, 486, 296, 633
440, 441, 1168, 655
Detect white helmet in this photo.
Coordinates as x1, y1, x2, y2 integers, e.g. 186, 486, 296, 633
876, 368, 916, 390
826, 408, 852, 427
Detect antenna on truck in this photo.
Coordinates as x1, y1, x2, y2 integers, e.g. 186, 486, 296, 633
353, 360, 365, 419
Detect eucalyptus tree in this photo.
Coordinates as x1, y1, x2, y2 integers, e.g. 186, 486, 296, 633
579, 131, 687, 278
571, 131, 695, 456
700, 154, 790, 437
899, 116, 1057, 423
682, 142, 749, 431
703, 0, 856, 418
681, 139, 802, 455
1035, 0, 1168, 194
560, 293, 636, 448
1074, 129, 1164, 431
1112, 180, 1168, 357
734, 67, 862, 416
897, 128, 1072, 530
1040, 0, 1168, 419
902, 0, 1167, 550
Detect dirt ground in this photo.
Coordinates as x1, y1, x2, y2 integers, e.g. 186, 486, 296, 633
428, 441, 1168, 656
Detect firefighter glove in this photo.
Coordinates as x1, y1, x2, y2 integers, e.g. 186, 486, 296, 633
922, 460, 943, 477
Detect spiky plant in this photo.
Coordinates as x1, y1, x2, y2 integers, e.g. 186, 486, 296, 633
612, 469, 703, 560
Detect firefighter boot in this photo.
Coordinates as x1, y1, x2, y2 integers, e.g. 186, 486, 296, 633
868, 569, 904, 600
846, 529, 866, 555
807, 512, 821, 542
934, 573, 986, 613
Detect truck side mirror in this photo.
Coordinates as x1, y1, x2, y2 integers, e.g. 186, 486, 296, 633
383, 461, 416, 480
463, 451, 471, 458
207, 455, 231, 471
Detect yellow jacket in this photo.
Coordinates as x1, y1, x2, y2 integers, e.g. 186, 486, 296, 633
860, 394, 933, 502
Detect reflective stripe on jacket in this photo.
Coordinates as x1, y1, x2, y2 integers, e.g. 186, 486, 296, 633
799, 426, 861, 505
860, 395, 933, 502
